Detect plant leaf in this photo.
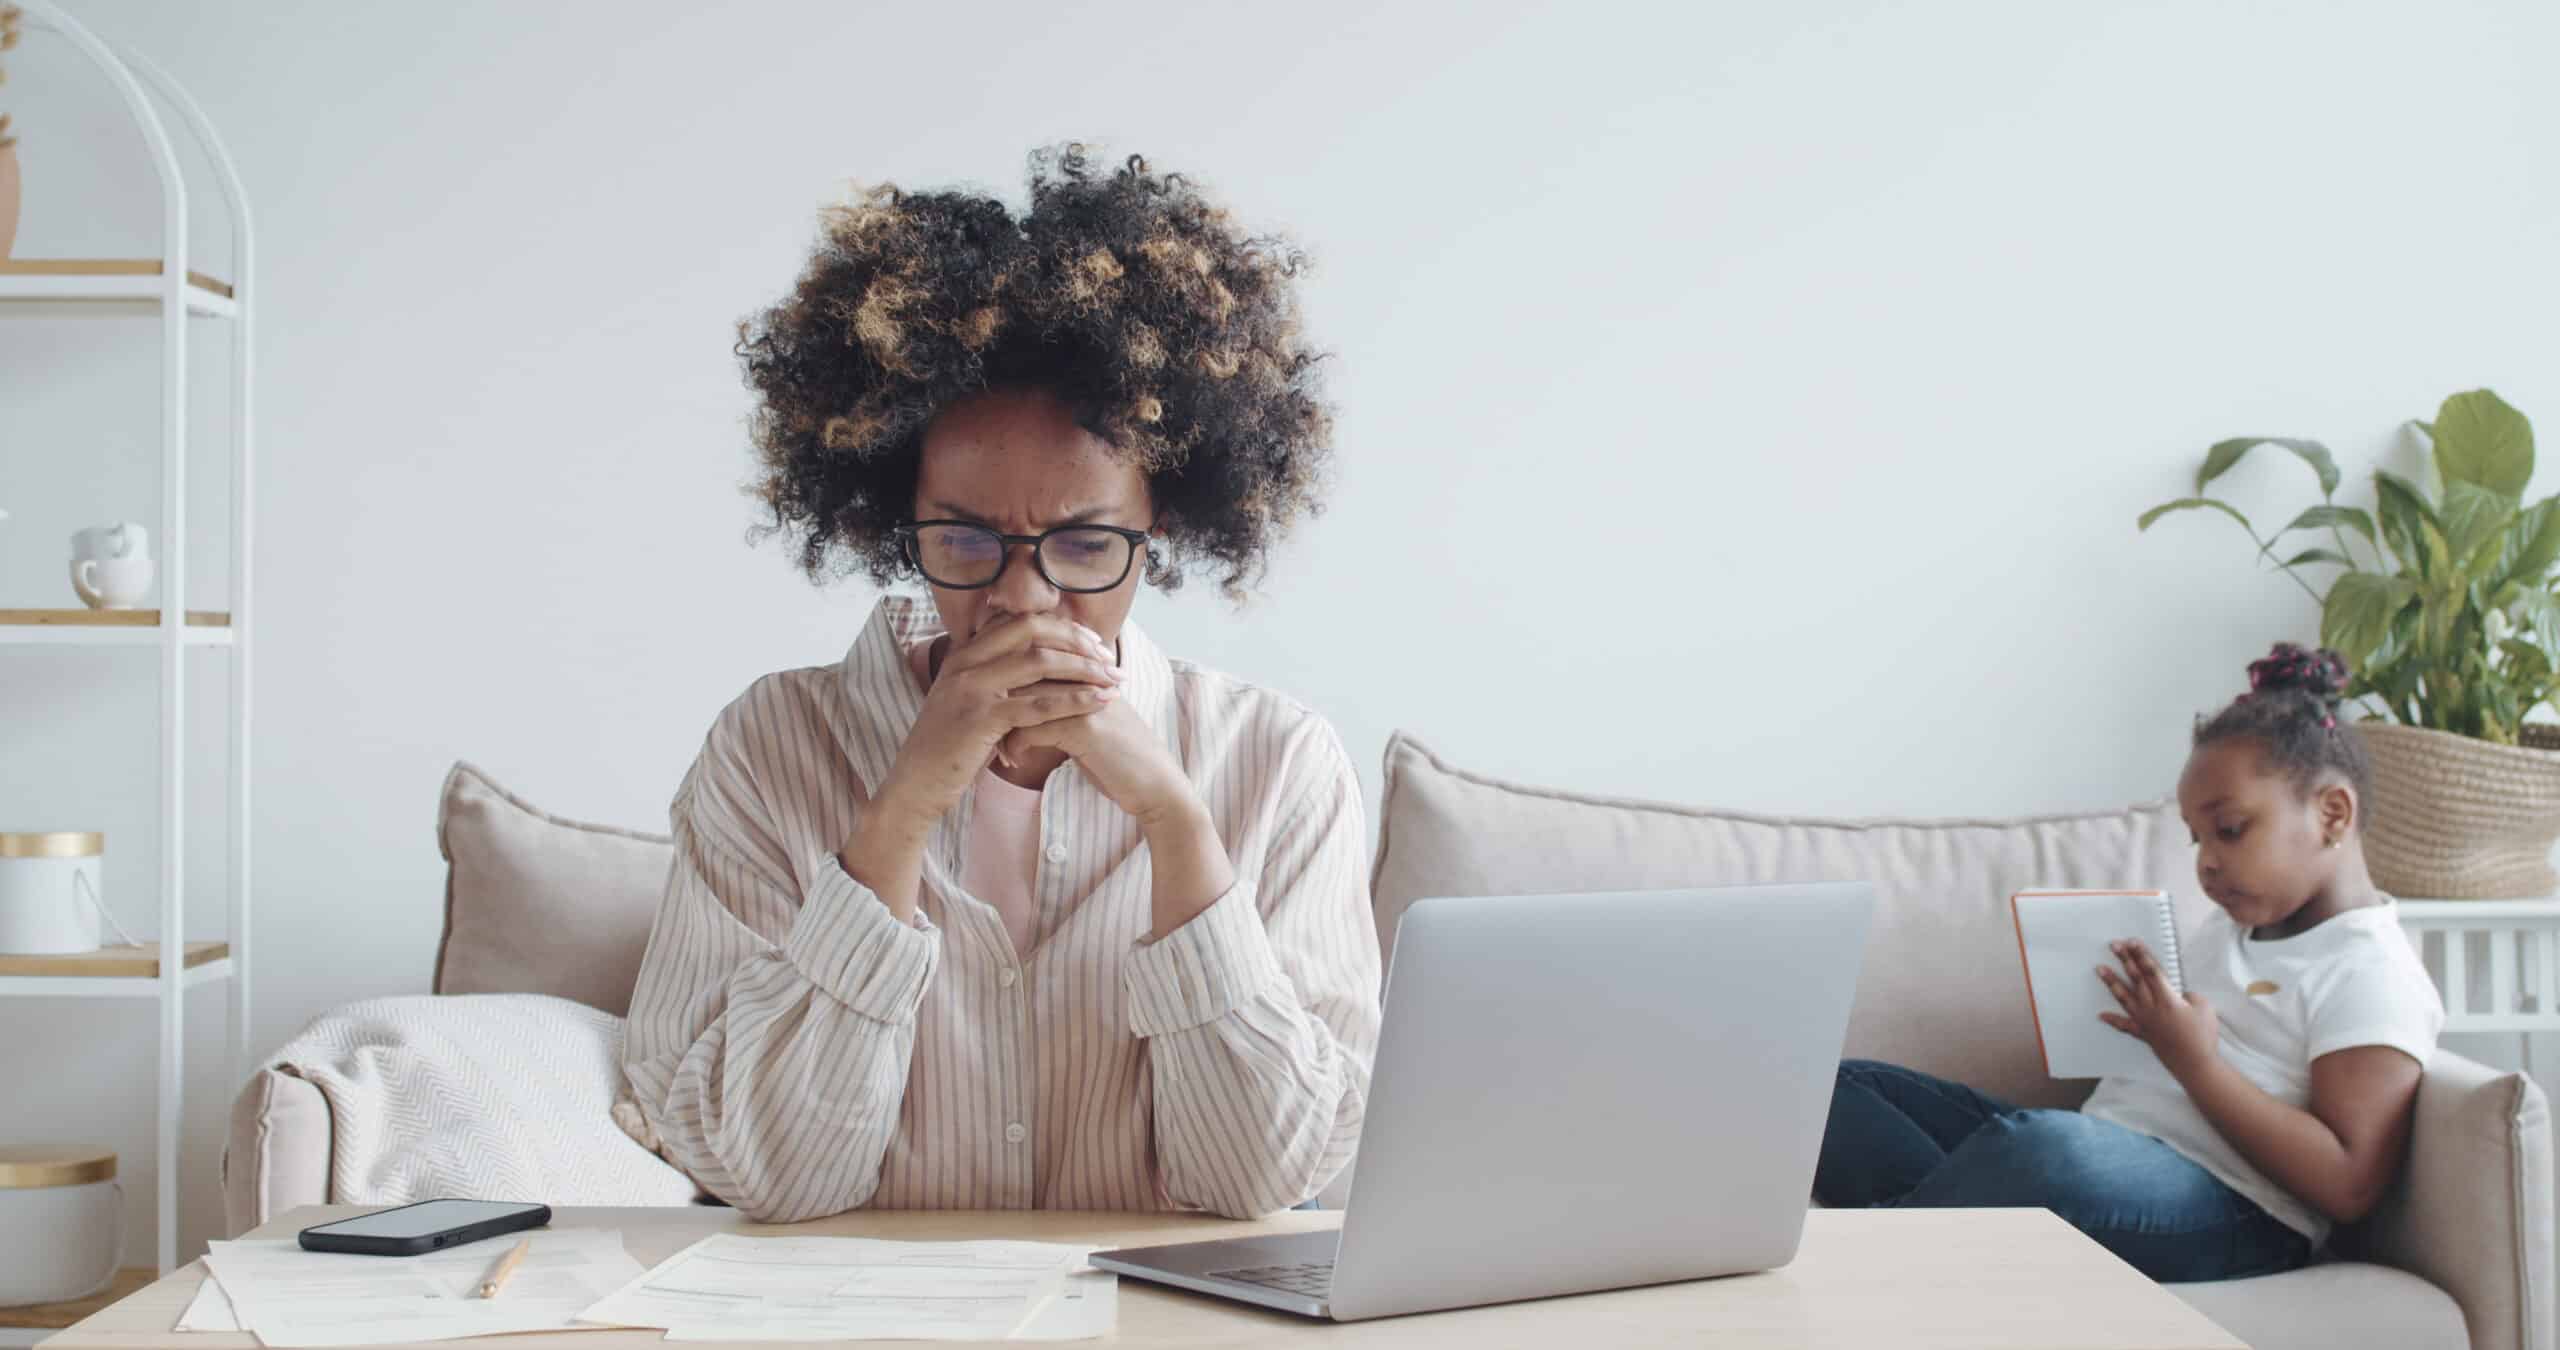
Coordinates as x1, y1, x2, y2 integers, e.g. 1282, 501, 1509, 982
2360, 605, 2424, 719
2373, 470, 2441, 578
2196, 437, 2341, 498
2519, 588, 2560, 663
2419, 536, 2462, 654
2500, 638, 2552, 684
2280, 504, 2379, 552
2434, 389, 2535, 500
2138, 497, 2253, 533
2495, 497, 2560, 591
2280, 548, 2355, 568
2441, 480, 2517, 570
2400, 419, 2447, 505
2323, 572, 2420, 667
2373, 604, 2420, 674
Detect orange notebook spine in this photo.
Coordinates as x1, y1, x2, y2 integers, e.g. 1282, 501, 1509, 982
2011, 892, 2053, 1076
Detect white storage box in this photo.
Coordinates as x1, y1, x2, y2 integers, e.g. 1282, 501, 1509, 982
0, 832, 105, 956
0, 1146, 123, 1307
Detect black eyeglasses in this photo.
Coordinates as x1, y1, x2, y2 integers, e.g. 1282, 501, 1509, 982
894, 520, 1150, 593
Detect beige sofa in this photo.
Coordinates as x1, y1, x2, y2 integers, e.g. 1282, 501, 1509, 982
228, 737, 2553, 1350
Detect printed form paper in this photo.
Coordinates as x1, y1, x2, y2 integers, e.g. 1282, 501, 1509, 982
577, 1233, 1115, 1341
197, 1228, 644, 1346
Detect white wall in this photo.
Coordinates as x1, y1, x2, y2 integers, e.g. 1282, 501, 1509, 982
3, 0, 2557, 1265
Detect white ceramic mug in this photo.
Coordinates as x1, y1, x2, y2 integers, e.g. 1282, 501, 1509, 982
70, 556, 155, 609
70, 523, 151, 562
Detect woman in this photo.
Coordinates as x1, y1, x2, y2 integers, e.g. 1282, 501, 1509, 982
612, 144, 1382, 1224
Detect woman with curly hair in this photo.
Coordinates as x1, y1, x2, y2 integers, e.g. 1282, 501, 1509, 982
614, 145, 1381, 1224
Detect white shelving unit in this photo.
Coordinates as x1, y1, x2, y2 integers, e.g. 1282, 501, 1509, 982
0, 259, 234, 314
0, 1, 253, 1279
2400, 899, 2560, 1047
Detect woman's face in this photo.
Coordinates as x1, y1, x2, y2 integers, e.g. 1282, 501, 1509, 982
911, 386, 1156, 648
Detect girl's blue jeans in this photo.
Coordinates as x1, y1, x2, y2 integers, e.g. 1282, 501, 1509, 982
1814, 1059, 2313, 1283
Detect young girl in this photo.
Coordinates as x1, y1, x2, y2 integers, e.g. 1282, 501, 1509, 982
1814, 643, 2445, 1283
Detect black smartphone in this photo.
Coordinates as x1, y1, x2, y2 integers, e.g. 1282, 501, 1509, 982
298, 1199, 551, 1256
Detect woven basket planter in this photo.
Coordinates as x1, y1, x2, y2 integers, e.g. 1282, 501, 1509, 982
2360, 721, 2560, 899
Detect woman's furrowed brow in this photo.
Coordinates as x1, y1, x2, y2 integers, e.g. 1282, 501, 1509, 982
926, 502, 1121, 528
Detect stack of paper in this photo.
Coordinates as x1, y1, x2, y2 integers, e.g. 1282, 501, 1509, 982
180, 1230, 647, 1346
175, 1228, 1117, 1344
578, 1234, 1117, 1342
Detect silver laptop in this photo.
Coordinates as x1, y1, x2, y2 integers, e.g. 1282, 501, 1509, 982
1089, 882, 1874, 1321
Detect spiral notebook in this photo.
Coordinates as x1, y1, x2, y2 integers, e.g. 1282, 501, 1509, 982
2011, 889, 2185, 1080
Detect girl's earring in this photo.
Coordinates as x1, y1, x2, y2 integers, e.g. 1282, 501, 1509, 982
2325, 836, 2341, 850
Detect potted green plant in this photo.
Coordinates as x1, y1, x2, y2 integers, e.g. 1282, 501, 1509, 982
2140, 388, 2560, 899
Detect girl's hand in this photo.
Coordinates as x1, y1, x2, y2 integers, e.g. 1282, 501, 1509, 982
2097, 939, 2220, 1076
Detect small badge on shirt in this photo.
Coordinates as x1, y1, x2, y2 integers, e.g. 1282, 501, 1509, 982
2245, 979, 2281, 996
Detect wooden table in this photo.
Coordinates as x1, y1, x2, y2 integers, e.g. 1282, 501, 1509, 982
45, 1204, 2245, 1349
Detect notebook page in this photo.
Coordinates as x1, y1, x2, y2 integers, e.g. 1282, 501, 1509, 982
2012, 890, 2182, 1080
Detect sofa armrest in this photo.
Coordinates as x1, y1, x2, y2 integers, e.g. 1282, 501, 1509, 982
222, 1067, 333, 1237
2335, 1049, 2552, 1350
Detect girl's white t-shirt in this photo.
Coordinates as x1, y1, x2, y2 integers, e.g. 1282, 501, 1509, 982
2080, 897, 2444, 1245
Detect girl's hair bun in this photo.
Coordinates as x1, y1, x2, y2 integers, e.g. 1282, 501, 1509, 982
2246, 643, 2350, 706
2197, 642, 2370, 807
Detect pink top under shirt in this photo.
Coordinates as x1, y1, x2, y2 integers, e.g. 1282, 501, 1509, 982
904, 639, 1043, 958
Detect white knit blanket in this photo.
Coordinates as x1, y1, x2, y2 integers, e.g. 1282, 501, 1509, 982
265, 993, 699, 1208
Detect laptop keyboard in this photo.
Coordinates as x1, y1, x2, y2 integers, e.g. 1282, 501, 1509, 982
1211, 1261, 1336, 1298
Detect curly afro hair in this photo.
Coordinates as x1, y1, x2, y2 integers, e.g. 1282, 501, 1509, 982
736, 143, 1335, 601
2195, 642, 2375, 830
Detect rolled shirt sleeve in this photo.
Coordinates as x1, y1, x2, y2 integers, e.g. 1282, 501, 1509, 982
620, 683, 941, 1223
1124, 722, 1383, 1218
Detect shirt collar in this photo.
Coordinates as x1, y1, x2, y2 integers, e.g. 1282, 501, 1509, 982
837, 591, 1180, 797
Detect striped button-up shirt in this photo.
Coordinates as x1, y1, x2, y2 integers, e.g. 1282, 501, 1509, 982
616, 593, 1382, 1222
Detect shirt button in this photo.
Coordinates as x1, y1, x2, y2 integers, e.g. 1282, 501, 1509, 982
999, 967, 1018, 988
1005, 1123, 1027, 1144
1042, 843, 1068, 864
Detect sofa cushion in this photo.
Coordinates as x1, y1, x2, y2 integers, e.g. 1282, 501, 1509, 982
2169, 1262, 2470, 1350
433, 760, 674, 1016
1369, 732, 2212, 1111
